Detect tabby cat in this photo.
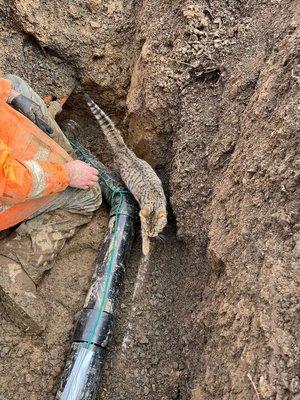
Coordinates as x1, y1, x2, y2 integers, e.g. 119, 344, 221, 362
84, 94, 167, 256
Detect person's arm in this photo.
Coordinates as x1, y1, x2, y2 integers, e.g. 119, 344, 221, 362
24, 158, 100, 198
0, 139, 70, 200
7, 88, 53, 135
0, 78, 99, 201
0, 139, 99, 201
0, 79, 67, 199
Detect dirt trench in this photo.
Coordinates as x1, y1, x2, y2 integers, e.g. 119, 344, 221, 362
0, 1, 299, 400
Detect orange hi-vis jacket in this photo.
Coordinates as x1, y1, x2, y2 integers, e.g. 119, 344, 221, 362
0, 78, 72, 231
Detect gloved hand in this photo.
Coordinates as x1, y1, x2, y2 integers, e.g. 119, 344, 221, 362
10, 94, 53, 136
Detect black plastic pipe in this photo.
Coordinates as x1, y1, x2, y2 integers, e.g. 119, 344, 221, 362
56, 138, 138, 400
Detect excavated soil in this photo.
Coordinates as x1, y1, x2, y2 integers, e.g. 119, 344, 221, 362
0, 1, 299, 400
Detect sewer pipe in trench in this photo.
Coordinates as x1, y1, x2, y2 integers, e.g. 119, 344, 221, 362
56, 132, 138, 399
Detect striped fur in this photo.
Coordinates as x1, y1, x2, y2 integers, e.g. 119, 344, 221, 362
84, 94, 167, 256
84, 94, 125, 149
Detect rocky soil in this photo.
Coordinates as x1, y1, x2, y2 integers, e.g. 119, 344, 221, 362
0, 1, 299, 399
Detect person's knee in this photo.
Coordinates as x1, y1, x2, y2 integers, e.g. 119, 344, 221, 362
5, 73, 20, 82
4, 74, 34, 102
58, 185, 102, 214
5, 74, 26, 92
78, 185, 102, 213
88, 184, 102, 212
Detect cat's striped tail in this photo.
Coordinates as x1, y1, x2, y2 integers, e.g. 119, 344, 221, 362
84, 94, 125, 150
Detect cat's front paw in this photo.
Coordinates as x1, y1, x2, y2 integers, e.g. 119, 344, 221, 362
142, 236, 150, 256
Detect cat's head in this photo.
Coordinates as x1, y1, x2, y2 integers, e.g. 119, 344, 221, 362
139, 206, 167, 237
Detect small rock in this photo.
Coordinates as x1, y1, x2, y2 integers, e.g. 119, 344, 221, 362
191, 386, 204, 400
68, 5, 79, 18
171, 389, 180, 400
151, 355, 159, 365
172, 362, 179, 370
189, 34, 198, 42
178, 361, 185, 371
50, 350, 59, 360
259, 375, 276, 397
140, 337, 149, 344
86, 0, 101, 12
213, 17, 221, 25
90, 21, 101, 29
290, 376, 300, 394
143, 387, 150, 396
2, 346, 10, 355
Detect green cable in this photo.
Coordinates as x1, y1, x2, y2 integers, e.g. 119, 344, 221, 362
85, 190, 123, 348
69, 139, 128, 348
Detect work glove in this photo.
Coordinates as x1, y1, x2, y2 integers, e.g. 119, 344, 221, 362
10, 94, 53, 136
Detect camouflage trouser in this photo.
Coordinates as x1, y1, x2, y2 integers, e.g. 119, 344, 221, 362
0, 75, 102, 333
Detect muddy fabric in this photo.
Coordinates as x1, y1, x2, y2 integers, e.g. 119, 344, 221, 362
0, 209, 92, 285
0, 255, 47, 332
0, 184, 101, 331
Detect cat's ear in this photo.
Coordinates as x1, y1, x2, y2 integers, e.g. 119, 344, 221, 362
140, 207, 150, 219
156, 209, 167, 219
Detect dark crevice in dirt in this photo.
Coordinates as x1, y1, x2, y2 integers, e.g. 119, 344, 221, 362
22, 33, 47, 56
191, 66, 222, 83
